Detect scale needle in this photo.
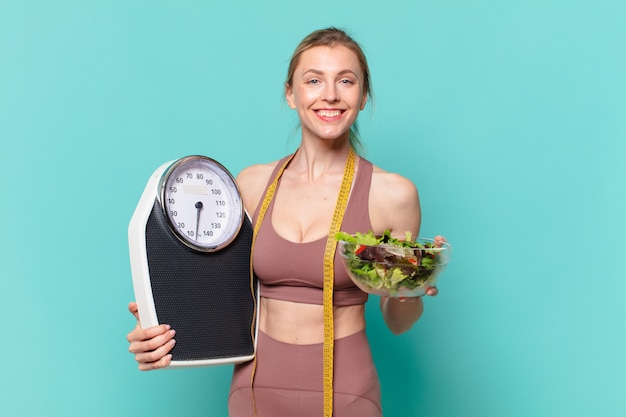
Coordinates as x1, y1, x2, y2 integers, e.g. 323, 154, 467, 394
195, 201, 203, 239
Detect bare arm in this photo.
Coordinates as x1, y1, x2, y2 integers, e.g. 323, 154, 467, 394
369, 168, 436, 334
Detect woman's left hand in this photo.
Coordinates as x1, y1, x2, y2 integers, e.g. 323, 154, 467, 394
415, 235, 447, 299
397, 285, 437, 303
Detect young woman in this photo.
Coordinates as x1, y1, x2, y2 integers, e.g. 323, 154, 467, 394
127, 27, 444, 417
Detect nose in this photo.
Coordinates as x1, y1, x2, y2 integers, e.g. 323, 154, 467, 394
324, 83, 339, 102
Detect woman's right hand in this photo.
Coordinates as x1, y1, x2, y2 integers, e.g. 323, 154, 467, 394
127, 301, 176, 371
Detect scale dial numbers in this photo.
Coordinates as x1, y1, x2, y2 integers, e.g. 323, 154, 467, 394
159, 156, 244, 252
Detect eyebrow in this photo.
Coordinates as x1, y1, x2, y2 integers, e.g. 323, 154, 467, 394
302, 69, 358, 77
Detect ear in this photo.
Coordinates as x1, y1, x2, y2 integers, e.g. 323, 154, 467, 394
359, 93, 368, 110
285, 83, 296, 109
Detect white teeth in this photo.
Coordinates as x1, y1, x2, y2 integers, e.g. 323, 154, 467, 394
317, 110, 342, 117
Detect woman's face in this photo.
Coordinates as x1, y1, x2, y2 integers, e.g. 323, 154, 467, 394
286, 45, 367, 142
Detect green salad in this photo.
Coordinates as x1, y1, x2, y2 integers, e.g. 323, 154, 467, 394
335, 230, 442, 296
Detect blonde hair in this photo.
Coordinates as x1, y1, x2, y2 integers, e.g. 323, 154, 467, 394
285, 27, 373, 153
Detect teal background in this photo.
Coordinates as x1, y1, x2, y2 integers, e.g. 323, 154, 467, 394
1, 1, 624, 416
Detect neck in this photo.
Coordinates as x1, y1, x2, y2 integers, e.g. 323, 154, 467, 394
290, 141, 354, 183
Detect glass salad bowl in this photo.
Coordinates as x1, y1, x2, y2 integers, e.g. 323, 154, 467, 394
336, 231, 452, 298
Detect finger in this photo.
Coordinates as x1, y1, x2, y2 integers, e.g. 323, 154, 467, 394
134, 338, 177, 368
138, 353, 174, 371
434, 235, 447, 247
425, 286, 439, 297
127, 324, 173, 344
397, 296, 422, 303
128, 302, 140, 321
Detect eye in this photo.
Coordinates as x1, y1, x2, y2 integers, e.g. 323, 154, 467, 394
339, 79, 354, 85
307, 79, 320, 85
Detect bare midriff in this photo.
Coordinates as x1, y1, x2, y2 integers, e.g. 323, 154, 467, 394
259, 297, 366, 345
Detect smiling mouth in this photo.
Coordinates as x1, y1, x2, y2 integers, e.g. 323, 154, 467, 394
316, 109, 344, 118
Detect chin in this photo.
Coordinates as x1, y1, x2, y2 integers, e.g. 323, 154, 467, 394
310, 127, 352, 142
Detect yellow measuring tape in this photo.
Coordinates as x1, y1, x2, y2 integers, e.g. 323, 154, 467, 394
321, 148, 356, 416
249, 148, 356, 417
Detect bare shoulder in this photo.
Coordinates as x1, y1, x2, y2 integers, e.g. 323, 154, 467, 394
369, 164, 421, 235
236, 161, 279, 215
370, 165, 419, 204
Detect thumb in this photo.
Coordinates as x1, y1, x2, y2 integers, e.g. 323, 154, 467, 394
128, 301, 140, 321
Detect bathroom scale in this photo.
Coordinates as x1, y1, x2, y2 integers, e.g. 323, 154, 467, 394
128, 155, 258, 368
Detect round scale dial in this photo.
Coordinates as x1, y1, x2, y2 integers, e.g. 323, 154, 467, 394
158, 156, 244, 251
